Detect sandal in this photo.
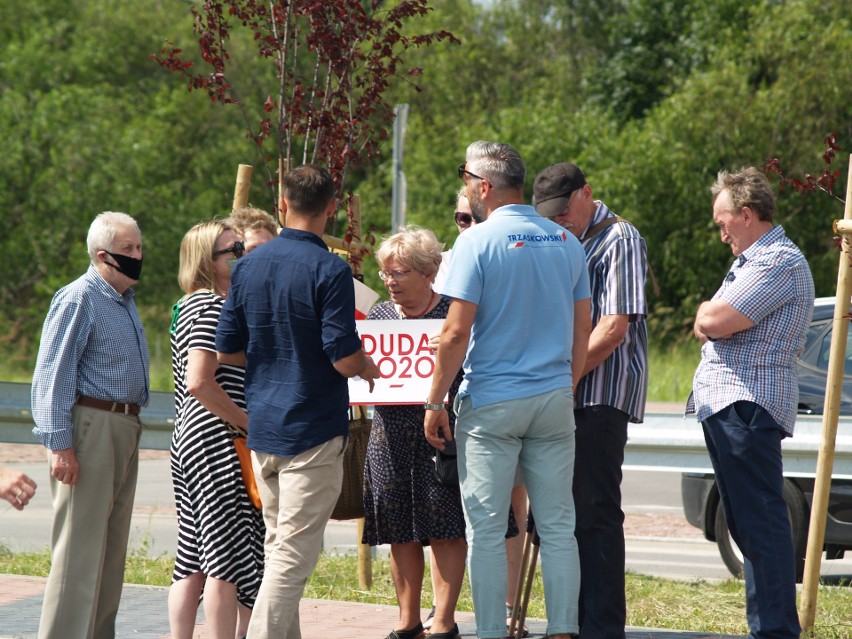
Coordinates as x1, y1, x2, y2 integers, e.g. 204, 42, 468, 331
423, 606, 436, 631
428, 623, 460, 639
385, 622, 425, 639
506, 604, 529, 638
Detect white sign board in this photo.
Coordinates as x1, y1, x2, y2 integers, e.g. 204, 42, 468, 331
348, 319, 444, 405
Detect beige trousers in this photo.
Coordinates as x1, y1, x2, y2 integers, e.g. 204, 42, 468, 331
38, 405, 141, 639
246, 436, 345, 639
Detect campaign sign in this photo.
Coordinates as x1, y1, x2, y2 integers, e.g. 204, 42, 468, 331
348, 319, 445, 405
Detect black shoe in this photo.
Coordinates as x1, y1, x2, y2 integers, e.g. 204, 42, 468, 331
385, 622, 425, 639
427, 623, 460, 639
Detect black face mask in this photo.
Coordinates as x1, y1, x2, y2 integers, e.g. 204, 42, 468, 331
105, 251, 143, 281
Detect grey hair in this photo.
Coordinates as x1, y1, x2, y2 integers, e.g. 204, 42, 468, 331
465, 140, 526, 190
87, 212, 141, 262
457, 185, 468, 201
376, 225, 444, 279
711, 167, 776, 222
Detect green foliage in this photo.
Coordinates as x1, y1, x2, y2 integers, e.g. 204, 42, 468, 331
122, 535, 174, 586
369, 0, 852, 339
599, 0, 852, 331
0, 544, 51, 577
647, 339, 701, 404
2, 0, 852, 370
590, 0, 758, 122
0, 0, 274, 361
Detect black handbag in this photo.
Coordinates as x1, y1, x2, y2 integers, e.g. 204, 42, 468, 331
434, 442, 459, 485
433, 419, 459, 486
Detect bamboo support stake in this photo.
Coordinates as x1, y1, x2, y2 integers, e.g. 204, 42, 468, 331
321, 195, 371, 257
323, 233, 371, 255
357, 517, 372, 589
345, 203, 368, 586
278, 158, 289, 227
798, 154, 852, 630
232, 164, 253, 212
351, 404, 372, 589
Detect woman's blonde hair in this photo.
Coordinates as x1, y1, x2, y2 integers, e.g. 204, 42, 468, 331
230, 206, 278, 237
178, 219, 233, 295
376, 225, 444, 278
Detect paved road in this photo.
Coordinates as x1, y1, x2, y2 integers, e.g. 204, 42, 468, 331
2, 450, 851, 583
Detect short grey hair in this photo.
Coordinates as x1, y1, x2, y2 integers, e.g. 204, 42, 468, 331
87, 212, 140, 262
711, 167, 776, 223
376, 225, 444, 279
465, 140, 526, 191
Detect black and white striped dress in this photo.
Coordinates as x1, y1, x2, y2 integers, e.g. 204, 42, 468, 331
170, 290, 264, 607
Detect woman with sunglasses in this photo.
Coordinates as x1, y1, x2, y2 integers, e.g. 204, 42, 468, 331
168, 220, 264, 639
433, 188, 475, 294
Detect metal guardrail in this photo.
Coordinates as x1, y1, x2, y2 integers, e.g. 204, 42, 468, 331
2, 381, 851, 477
0, 381, 175, 451
625, 409, 852, 479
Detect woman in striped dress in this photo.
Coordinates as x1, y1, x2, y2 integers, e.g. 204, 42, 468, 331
168, 220, 264, 639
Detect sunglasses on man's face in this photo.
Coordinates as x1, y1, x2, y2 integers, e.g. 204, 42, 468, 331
454, 211, 473, 228
458, 163, 485, 182
213, 240, 246, 259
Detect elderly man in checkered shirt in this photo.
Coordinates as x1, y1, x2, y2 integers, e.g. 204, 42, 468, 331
31, 211, 150, 639
691, 167, 814, 639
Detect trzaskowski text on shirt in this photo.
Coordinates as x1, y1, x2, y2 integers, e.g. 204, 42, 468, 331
506, 231, 569, 248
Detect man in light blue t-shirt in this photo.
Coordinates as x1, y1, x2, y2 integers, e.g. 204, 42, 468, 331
425, 140, 591, 639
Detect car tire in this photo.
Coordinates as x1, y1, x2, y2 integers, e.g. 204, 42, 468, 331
713, 479, 809, 582
714, 505, 744, 579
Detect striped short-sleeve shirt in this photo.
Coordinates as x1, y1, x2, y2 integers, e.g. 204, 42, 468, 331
574, 202, 649, 423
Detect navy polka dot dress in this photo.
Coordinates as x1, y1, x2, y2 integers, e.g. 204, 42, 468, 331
361, 298, 466, 545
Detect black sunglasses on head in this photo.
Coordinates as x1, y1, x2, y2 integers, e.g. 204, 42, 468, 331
213, 240, 245, 259
454, 211, 473, 227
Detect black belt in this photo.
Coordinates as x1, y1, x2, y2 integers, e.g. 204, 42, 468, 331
76, 395, 141, 416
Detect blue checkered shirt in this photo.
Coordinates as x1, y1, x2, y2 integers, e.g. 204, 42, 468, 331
31, 266, 150, 450
690, 226, 814, 436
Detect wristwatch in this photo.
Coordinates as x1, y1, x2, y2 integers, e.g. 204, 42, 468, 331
423, 400, 446, 411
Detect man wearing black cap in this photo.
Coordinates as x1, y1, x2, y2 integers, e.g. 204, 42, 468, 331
533, 163, 649, 639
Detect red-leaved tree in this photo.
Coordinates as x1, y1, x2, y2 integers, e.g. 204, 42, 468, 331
765, 132, 844, 205
154, 0, 457, 229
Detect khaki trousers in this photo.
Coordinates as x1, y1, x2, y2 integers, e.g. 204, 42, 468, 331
38, 405, 141, 639
247, 436, 344, 639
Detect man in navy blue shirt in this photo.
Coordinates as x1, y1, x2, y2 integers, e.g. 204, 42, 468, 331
217, 165, 380, 638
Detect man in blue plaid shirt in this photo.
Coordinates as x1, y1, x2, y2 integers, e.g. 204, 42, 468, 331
691, 167, 813, 639
31, 211, 150, 639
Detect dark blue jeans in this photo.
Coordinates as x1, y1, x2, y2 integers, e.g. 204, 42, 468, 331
573, 405, 628, 639
702, 402, 801, 639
